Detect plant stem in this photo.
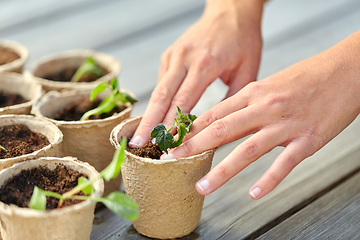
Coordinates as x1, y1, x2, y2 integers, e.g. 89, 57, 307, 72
58, 174, 101, 208
0, 145, 7, 152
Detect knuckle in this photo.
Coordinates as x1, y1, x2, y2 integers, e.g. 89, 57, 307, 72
172, 91, 190, 107
151, 85, 171, 103
174, 44, 189, 57
303, 127, 323, 153
201, 110, 218, 128
194, 51, 215, 71
215, 165, 231, 180
280, 155, 298, 170
210, 120, 227, 142
182, 141, 193, 156
242, 141, 258, 160
266, 171, 280, 187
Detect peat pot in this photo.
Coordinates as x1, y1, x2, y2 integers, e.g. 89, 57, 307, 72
0, 157, 104, 240
0, 114, 63, 171
0, 72, 43, 115
110, 116, 216, 239
24, 49, 120, 92
0, 40, 29, 73
32, 88, 134, 196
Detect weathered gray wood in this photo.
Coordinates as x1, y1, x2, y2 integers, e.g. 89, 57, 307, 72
256, 171, 360, 240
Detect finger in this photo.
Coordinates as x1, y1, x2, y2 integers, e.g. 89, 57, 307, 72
183, 89, 249, 142
225, 64, 257, 98
161, 54, 220, 128
158, 48, 171, 82
249, 138, 315, 200
195, 125, 289, 195
129, 50, 187, 147
164, 97, 266, 159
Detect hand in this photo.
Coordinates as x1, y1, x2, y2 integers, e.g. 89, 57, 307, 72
129, 0, 266, 147
161, 31, 360, 199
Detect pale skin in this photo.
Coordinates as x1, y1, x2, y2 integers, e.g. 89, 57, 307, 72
130, 0, 360, 200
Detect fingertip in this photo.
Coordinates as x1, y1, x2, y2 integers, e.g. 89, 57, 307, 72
196, 178, 210, 196
249, 187, 262, 200
129, 135, 143, 147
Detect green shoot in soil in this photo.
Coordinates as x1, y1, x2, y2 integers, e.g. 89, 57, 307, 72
70, 56, 104, 82
29, 137, 139, 221
151, 107, 196, 154
0, 145, 7, 152
80, 77, 137, 121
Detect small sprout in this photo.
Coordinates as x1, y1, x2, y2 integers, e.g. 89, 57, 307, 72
29, 138, 139, 221
0, 145, 7, 152
151, 107, 196, 154
80, 78, 137, 121
70, 56, 104, 82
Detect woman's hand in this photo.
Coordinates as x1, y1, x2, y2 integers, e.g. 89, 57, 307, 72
161, 31, 360, 199
129, 0, 266, 147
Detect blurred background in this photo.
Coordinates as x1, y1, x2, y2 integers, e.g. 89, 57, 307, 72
1, 0, 359, 116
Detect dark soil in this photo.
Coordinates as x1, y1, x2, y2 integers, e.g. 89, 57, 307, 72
52, 97, 126, 121
0, 91, 28, 108
0, 164, 88, 209
127, 140, 163, 159
42, 67, 108, 83
0, 47, 20, 66
0, 124, 50, 159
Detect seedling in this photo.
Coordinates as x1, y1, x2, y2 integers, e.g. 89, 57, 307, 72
29, 138, 139, 221
70, 56, 104, 82
0, 145, 7, 152
80, 77, 137, 121
151, 107, 196, 154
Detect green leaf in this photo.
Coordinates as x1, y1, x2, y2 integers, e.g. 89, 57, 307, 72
29, 187, 63, 210
172, 123, 187, 148
71, 56, 104, 82
78, 177, 94, 195
151, 124, 174, 153
29, 186, 47, 210
110, 78, 118, 91
0, 145, 7, 152
100, 137, 126, 181
90, 81, 108, 101
99, 192, 139, 221
150, 124, 167, 138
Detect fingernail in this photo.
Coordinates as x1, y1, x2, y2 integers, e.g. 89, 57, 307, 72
129, 135, 142, 147
151, 138, 156, 144
160, 153, 174, 160
197, 179, 209, 192
250, 187, 261, 199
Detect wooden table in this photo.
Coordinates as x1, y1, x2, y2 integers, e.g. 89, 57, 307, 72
1, 0, 360, 239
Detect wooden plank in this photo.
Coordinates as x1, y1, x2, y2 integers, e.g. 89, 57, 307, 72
256, 171, 360, 239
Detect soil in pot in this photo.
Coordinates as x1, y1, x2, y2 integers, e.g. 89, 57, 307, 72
0, 124, 50, 159
42, 67, 109, 83
127, 140, 163, 159
0, 163, 87, 209
0, 91, 28, 108
0, 47, 20, 66
51, 97, 126, 121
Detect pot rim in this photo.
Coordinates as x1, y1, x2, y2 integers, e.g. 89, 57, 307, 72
0, 39, 29, 72
0, 157, 103, 218
110, 115, 216, 164
0, 72, 43, 111
0, 114, 63, 161
31, 88, 134, 126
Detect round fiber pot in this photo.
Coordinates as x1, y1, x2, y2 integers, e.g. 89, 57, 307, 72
110, 116, 216, 239
24, 49, 120, 92
0, 40, 29, 74
0, 72, 43, 115
0, 115, 63, 171
32, 89, 134, 196
0, 157, 104, 240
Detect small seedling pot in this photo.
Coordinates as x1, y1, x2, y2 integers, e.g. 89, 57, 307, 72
32, 89, 134, 196
24, 49, 120, 92
0, 72, 43, 115
110, 116, 216, 239
0, 114, 63, 171
0, 40, 29, 74
0, 157, 104, 240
